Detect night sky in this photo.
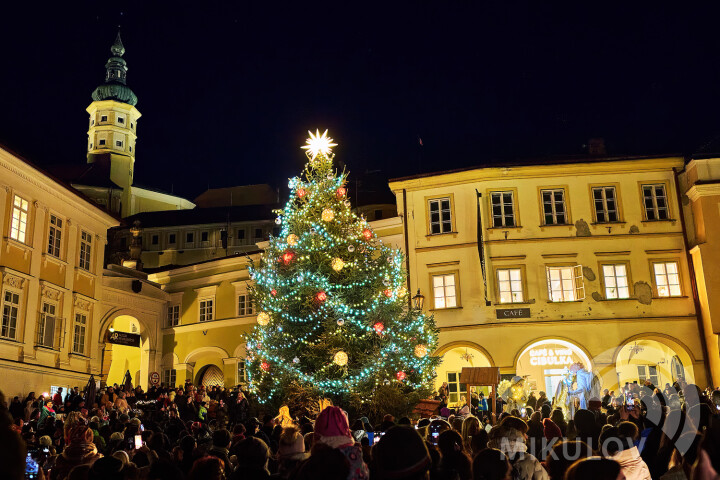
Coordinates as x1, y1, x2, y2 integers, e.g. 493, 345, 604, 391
2, 2, 720, 200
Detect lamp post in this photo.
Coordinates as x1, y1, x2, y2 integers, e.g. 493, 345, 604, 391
412, 289, 425, 311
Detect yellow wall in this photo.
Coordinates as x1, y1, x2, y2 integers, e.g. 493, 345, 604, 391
106, 315, 142, 386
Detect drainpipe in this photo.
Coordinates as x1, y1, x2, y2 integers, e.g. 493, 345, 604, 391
673, 166, 713, 385
402, 189, 412, 309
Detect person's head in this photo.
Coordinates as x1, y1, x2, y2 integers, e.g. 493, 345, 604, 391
373, 426, 431, 480
470, 430, 489, 457
472, 448, 511, 480
564, 457, 622, 480
314, 406, 352, 444
88, 456, 125, 480
427, 419, 451, 445
603, 389, 609, 395
212, 428, 231, 449
46, 401, 53, 409
235, 436, 270, 471
277, 426, 307, 461
544, 440, 593, 480
180, 434, 196, 452
294, 443, 350, 480
599, 425, 634, 456
461, 416, 480, 443
58, 387, 63, 393
187, 456, 224, 480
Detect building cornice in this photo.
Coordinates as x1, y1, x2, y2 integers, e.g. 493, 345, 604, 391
162, 316, 256, 334
685, 183, 720, 202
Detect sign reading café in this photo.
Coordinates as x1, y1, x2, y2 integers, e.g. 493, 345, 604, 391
528, 347, 575, 366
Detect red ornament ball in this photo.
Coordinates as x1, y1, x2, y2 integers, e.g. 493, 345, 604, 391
383, 289, 393, 297
396, 371, 406, 381
362, 228, 373, 240
281, 251, 295, 265
373, 322, 384, 334
336, 187, 347, 198
261, 361, 270, 372
316, 291, 327, 302
271, 289, 277, 296
297, 188, 307, 198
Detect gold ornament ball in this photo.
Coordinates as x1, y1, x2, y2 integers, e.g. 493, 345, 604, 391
414, 344, 428, 358
287, 234, 299, 246
322, 209, 335, 222
397, 286, 408, 297
257, 312, 270, 326
331, 257, 345, 272
334, 351, 348, 366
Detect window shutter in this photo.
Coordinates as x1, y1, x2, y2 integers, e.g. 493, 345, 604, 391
43, 315, 55, 348
58, 316, 66, 349
574, 265, 585, 300
545, 266, 553, 302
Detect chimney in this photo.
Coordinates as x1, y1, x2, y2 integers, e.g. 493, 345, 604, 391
588, 138, 606, 155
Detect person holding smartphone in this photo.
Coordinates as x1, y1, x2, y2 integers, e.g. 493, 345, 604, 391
49, 421, 101, 480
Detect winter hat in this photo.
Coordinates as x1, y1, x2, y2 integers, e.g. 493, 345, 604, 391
314, 406, 353, 448
277, 426, 308, 460
129, 418, 141, 427
499, 415, 529, 435
112, 450, 130, 465
110, 431, 125, 442
374, 426, 431, 479
543, 418, 562, 440
573, 409, 596, 435
39, 435, 52, 447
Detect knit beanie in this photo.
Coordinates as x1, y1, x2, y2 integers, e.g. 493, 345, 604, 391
277, 426, 308, 460
543, 418, 562, 440
314, 406, 353, 447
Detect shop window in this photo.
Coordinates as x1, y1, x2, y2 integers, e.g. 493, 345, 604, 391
237, 361, 246, 383
432, 273, 457, 309
72, 312, 87, 355
238, 294, 254, 316
167, 305, 180, 327
428, 197, 453, 234
10, 195, 29, 243
446, 372, 466, 404
497, 268, 523, 303
163, 369, 176, 387
199, 298, 214, 322
79, 231, 92, 271
653, 261, 681, 297
541, 189, 568, 225
637, 365, 659, 386
602, 264, 629, 299
1, 289, 21, 340
546, 266, 584, 302
491, 191, 516, 227
592, 186, 619, 223
642, 184, 669, 221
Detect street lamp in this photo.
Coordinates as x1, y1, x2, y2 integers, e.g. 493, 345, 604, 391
412, 289, 425, 310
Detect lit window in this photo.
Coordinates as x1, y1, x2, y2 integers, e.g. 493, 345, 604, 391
10, 195, 29, 243
643, 184, 669, 220
428, 197, 453, 234
167, 305, 180, 327
546, 266, 584, 302
38, 302, 57, 348
47, 214, 63, 257
592, 187, 619, 223
541, 189, 568, 225
602, 264, 629, 299
497, 268, 523, 303
433, 274, 457, 309
79, 231, 92, 271
72, 312, 87, 354
163, 369, 176, 387
199, 298, 214, 322
491, 192, 516, 227
237, 361, 246, 383
446, 372, 467, 404
637, 365, 659, 386
654, 262, 681, 297
1, 289, 20, 339
238, 294, 254, 316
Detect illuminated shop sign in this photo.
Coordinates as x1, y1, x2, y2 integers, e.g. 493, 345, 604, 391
528, 348, 575, 366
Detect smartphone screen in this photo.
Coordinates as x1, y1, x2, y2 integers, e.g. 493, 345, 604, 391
25, 452, 39, 480
431, 431, 439, 445
134, 434, 143, 450
373, 432, 381, 445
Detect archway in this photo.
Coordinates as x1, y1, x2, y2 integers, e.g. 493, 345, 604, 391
515, 338, 591, 399
101, 315, 150, 389
615, 337, 695, 389
434, 342, 493, 406
197, 365, 225, 388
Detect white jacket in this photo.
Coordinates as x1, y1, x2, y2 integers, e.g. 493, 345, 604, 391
612, 446, 652, 480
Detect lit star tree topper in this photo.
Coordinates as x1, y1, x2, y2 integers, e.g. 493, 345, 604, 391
244, 130, 439, 405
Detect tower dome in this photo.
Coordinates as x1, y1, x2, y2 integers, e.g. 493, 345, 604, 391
91, 32, 138, 106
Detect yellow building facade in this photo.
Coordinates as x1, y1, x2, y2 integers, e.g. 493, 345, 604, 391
389, 155, 710, 404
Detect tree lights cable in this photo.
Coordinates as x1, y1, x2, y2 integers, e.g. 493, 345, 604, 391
244, 130, 439, 402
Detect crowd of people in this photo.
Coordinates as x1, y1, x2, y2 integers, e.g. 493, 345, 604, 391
1, 379, 719, 480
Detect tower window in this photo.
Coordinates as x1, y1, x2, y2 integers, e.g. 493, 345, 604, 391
101, 115, 107, 122
131, 123, 134, 129
118, 117, 125, 124
116, 140, 123, 148
98, 139, 106, 146
129, 146, 132, 152
89, 143, 93, 149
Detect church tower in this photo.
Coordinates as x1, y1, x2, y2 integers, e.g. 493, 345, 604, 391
86, 32, 141, 214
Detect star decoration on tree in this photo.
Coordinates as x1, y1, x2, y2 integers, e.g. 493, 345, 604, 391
301, 129, 338, 160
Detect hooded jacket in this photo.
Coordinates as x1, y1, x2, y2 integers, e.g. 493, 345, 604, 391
612, 446, 652, 480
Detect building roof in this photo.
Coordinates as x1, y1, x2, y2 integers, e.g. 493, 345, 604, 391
91, 32, 138, 106
194, 184, 279, 208
120, 203, 280, 228
389, 153, 685, 183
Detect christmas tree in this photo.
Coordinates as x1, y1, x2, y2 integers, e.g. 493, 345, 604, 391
245, 130, 439, 404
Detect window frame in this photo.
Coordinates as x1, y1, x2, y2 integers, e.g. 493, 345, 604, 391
493, 265, 527, 304
639, 181, 672, 222
488, 189, 519, 228
38, 300, 60, 349
1, 287, 22, 340
425, 194, 456, 236
236, 360, 247, 384
539, 187, 571, 226
167, 232, 177, 246
430, 270, 460, 310
10, 194, 30, 244
166, 304, 180, 327
163, 368, 177, 387
545, 264, 585, 302
650, 259, 683, 298
589, 184, 623, 224
79, 230, 93, 271
47, 213, 64, 258
185, 231, 195, 247
198, 296, 215, 322
200, 231, 210, 244
71, 311, 88, 355
446, 371, 467, 405
599, 261, 632, 300
237, 293, 254, 317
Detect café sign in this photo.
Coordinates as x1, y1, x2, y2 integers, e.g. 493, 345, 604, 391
108, 331, 141, 347
529, 347, 575, 366
496, 308, 531, 319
